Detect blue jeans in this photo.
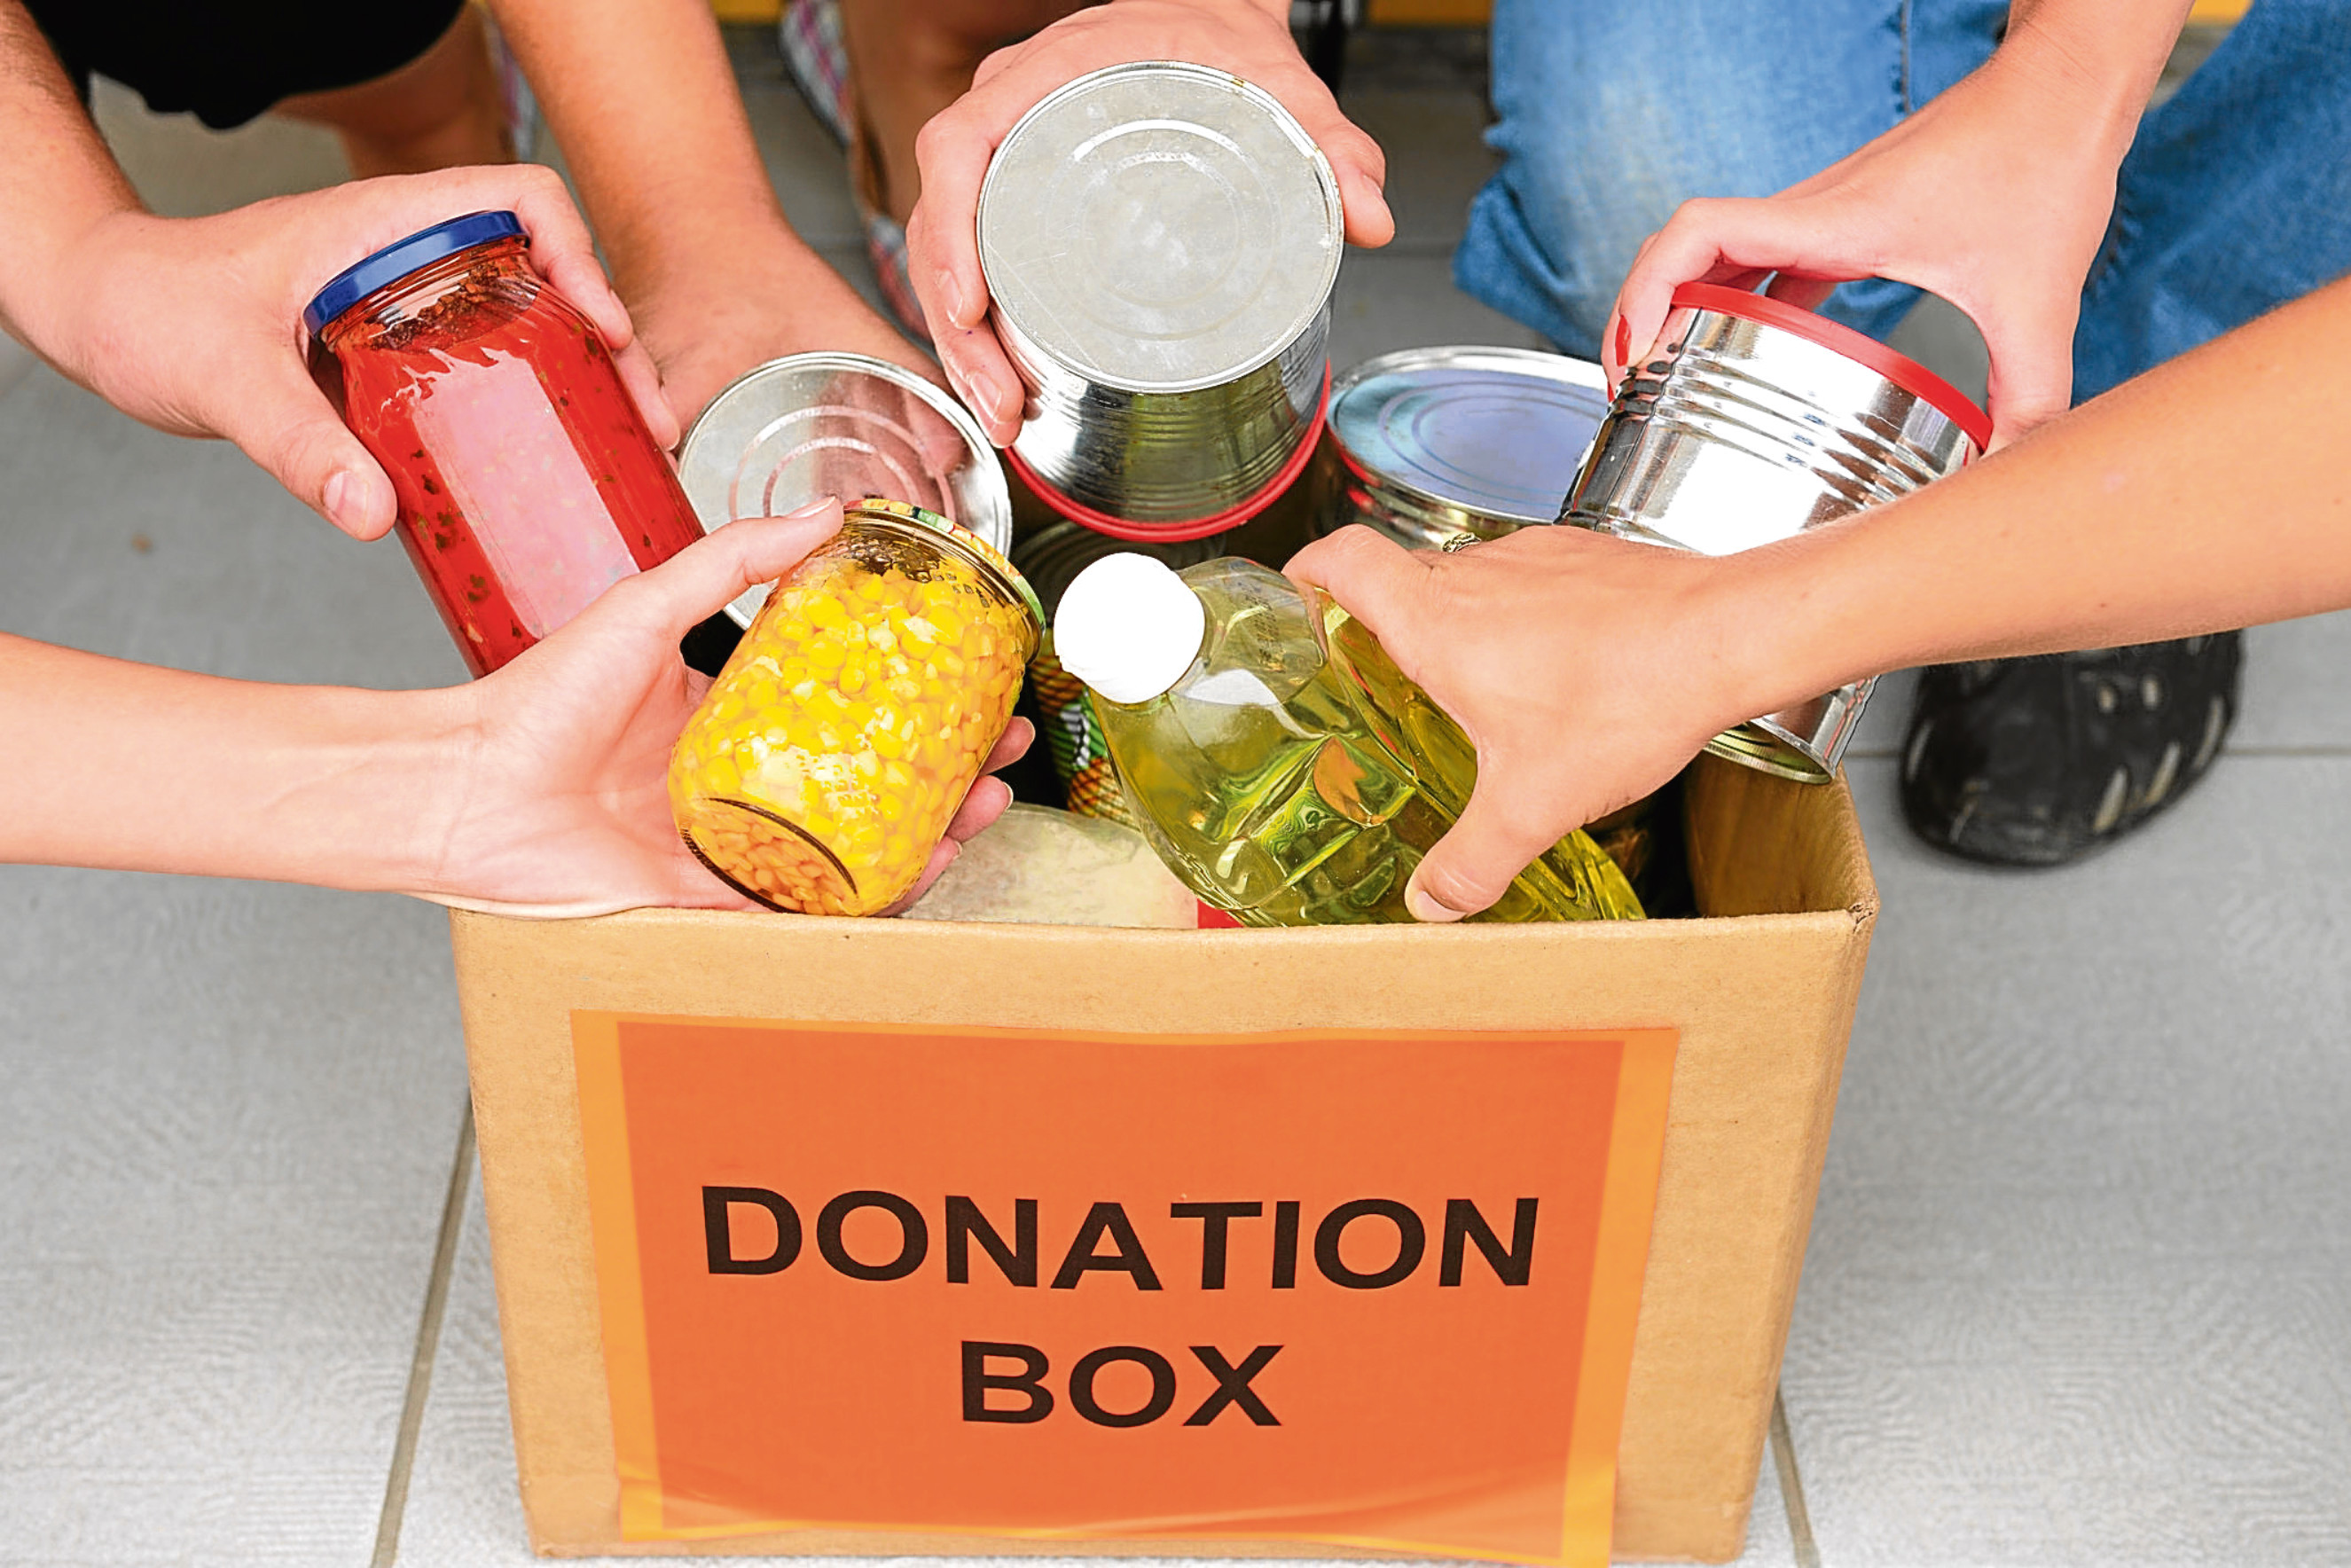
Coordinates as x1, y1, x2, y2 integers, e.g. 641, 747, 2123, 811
1454, 0, 2351, 403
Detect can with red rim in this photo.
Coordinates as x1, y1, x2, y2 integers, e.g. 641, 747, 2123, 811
977, 62, 1343, 537
1559, 282, 1989, 782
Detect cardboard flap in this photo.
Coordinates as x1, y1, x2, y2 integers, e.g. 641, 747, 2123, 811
1686, 756, 1877, 923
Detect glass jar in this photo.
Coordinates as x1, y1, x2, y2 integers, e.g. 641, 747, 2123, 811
305, 211, 706, 676
670, 500, 1045, 915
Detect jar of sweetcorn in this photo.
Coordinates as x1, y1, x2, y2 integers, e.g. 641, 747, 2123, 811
670, 499, 1045, 915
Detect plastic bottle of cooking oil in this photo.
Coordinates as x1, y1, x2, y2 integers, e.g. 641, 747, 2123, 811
1052, 553, 1644, 926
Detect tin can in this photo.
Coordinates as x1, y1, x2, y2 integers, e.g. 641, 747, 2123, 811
1561, 283, 1991, 782
669, 500, 1044, 916
306, 211, 706, 677
1316, 346, 1610, 550
678, 353, 1014, 628
977, 61, 1343, 537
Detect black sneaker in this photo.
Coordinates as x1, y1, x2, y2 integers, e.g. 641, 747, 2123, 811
1899, 634, 2242, 867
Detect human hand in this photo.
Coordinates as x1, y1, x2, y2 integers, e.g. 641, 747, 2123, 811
629, 239, 946, 433
24, 164, 670, 541
418, 498, 1033, 919
1286, 525, 1758, 922
905, 0, 1394, 446
1605, 42, 2145, 450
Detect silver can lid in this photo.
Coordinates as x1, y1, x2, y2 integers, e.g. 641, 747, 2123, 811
977, 61, 1344, 395
678, 353, 1013, 626
1328, 347, 1609, 526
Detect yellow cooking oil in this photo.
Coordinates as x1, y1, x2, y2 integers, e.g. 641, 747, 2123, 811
1063, 556, 1642, 926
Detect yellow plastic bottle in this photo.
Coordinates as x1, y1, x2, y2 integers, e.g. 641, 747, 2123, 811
1053, 554, 1643, 926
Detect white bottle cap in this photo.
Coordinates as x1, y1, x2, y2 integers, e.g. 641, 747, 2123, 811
1053, 553, 1208, 705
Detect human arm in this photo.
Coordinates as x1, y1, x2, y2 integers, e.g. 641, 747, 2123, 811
1607, 0, 2192, 448
1289, 274, 2351, 920
0, 0, 665, 539
903, 0, 1394, 445
1, 502, 1029, 916
485, 0, 935, 423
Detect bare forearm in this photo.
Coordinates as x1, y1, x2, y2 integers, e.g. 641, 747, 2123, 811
0, 635, 462, 891
1737, 278, 2351, 714
1159, 0, 1289, 18
0, 0, 137, 356
2000, 0, 2192, 142
487, 0, 815, 300
485, 0, 927, 414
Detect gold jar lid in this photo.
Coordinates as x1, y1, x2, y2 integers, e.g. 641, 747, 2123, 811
842, 498, 1046, 633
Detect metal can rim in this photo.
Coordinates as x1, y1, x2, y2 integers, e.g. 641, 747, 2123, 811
1328, 346, 1610, 528
678, 350, 1009, 537
976, 60, 1344, 396
1669, 284, 1991, 452
678, 351, 1015, 628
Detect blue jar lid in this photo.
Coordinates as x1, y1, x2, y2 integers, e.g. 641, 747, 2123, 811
302, 210, 525, 336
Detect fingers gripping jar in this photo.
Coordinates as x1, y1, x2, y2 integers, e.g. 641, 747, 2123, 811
670, 501, 1044, 915
306, 211, 707, 676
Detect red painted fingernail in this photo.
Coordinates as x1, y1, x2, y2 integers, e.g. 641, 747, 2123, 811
1614, 314, 1631, 365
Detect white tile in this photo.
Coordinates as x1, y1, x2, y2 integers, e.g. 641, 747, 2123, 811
1779, 758, 2351, 1566
0, 868, 469, 1568
391, 1171, 535, 1566
89, 77, 349, 218
1728, 1414, 1804, 1568
89, 21, 861, 249
1838, 668, 1920, 763
0, 331, 35, 407
0, 287, 471, 1565
0, 365, 468, 687
2232, 615, 2351, 753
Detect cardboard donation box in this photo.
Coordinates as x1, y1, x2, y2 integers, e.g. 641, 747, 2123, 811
450, 756, 1876, 1564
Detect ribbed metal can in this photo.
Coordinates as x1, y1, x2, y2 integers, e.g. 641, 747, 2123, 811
1314, 346, 1610, 550
1560, 283, 1991, 782
978, 61, 1343, 538
678, 352, 1013, 628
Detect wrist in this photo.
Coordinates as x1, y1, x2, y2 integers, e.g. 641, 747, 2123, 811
315, 683, 484, 899
602, 198, 802, 311
1992, 4, 2180, 153
5, 204, 145, 383
627, 230, 841, 345
1691, 536, 1887, 728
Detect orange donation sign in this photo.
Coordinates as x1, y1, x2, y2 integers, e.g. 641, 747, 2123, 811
573, 1013, 1675, 1566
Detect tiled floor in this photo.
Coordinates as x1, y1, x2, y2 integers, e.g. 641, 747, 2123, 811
4, 22, 2347, 1568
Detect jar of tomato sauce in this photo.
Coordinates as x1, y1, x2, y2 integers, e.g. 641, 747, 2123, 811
670, 500, 1044, 915
305, 211, 705, 676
